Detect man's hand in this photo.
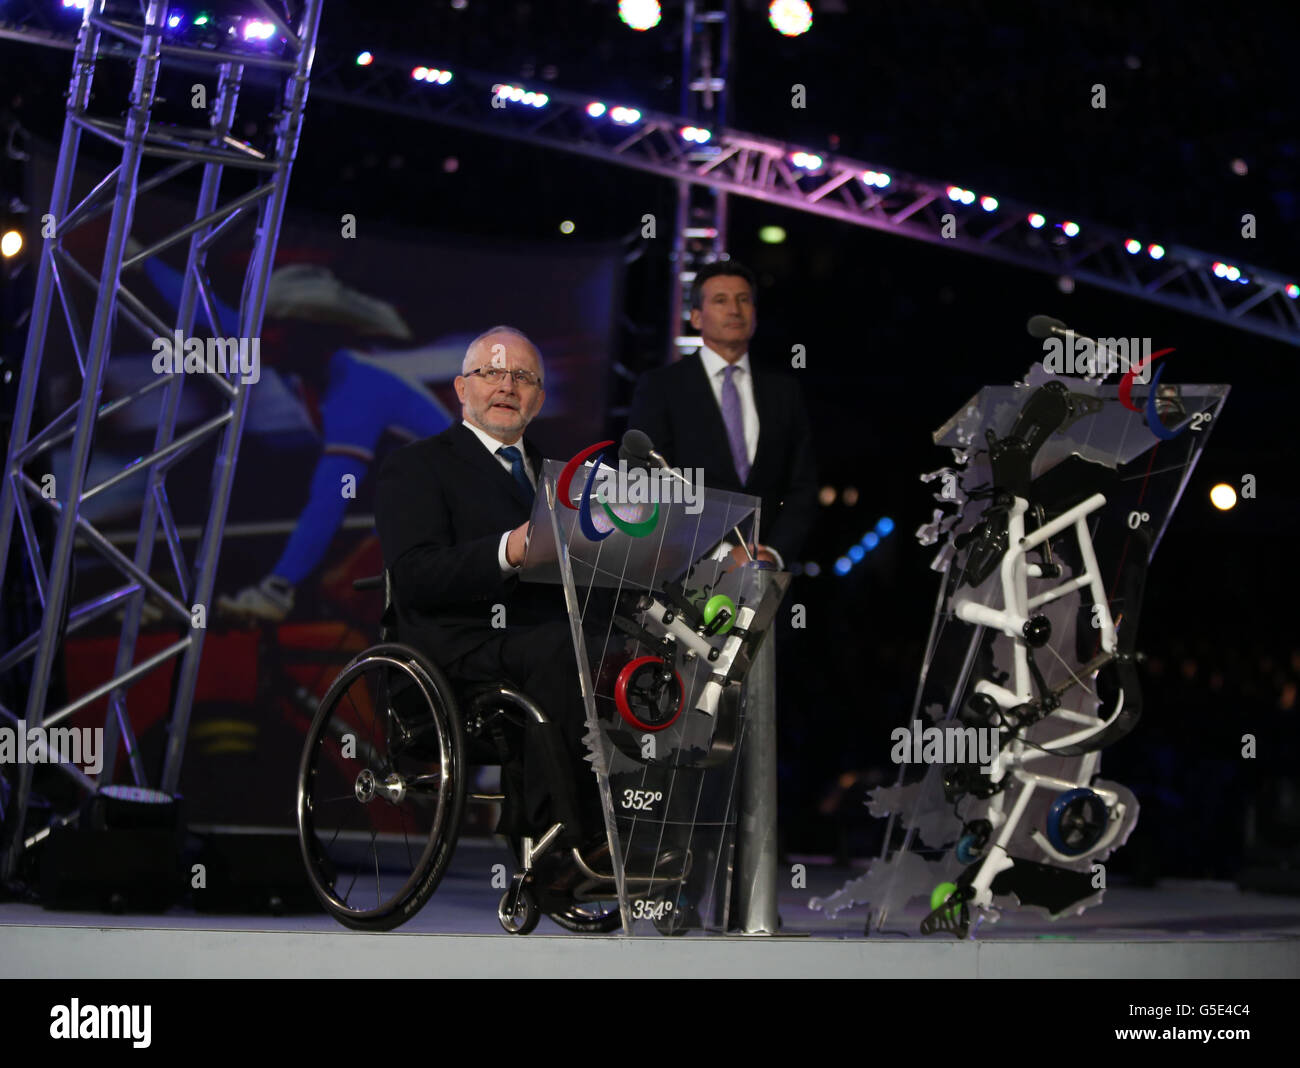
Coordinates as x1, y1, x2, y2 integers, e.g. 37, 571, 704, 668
724, 543, 777, 571
505, 521, 531, 567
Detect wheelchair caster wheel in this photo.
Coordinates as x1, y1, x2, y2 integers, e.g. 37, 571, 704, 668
615, 657, 684, 732
955, 834, 983, 865
498, 885, 540, 935
548, 901, 622, 933
1046, 787, 1109, 856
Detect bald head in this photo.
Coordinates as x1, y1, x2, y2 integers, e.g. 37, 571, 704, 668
454, 325, 547, 444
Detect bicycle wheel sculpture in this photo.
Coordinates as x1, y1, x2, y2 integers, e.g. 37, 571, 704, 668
812, 354, 1229, 936
524, 449, 789, 935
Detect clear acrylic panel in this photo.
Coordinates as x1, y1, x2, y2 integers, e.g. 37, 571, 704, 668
522, 456, 789, 935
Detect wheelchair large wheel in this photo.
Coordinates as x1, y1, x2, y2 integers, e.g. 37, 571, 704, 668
297, 643, 466, 931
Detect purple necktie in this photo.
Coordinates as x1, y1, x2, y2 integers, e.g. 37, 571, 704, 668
721, 364, 750, 484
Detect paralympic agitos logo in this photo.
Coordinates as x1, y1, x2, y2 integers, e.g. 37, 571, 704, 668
557, 441, 703, 541
1116, 347, 1189, 441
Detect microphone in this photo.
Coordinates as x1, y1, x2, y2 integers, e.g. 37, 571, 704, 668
1026, 315, 1128, 380
620, 428, 666, 470
1026, 314, 1069, 340
621, 429, 754, 562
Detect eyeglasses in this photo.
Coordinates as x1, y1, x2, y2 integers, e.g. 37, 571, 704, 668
464, 366, 542, 389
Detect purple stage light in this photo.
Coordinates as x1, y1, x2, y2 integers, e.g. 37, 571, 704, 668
242, 19, 275, 41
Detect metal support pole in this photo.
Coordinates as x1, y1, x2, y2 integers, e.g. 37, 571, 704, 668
735, 561, 780, 934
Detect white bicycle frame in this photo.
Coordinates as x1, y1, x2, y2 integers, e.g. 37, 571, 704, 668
951, 493, 1130, 909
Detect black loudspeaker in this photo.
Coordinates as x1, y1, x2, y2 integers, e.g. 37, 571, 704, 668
39, 827, 185, 912
190, 831, 325, 915
37, 786, 185, 912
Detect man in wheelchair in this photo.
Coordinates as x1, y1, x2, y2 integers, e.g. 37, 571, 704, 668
374, 326, 609, 895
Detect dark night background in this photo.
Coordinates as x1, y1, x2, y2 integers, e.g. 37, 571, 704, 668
1, 0, 1297, 880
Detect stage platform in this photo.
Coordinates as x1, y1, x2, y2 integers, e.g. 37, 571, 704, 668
2, 839, 1298, 979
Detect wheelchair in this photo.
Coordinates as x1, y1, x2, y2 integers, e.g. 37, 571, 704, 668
294, 572, 623, 935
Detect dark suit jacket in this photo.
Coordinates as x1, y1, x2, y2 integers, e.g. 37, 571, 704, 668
626, 353, 819, 563
374, 422, 565, 667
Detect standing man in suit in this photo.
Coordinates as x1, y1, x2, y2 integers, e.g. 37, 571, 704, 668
374, 326, 600, 855
627, 261, 818, 567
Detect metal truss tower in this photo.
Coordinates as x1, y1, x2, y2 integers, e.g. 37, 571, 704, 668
4, 9, 1296, 346
671, 0, 733, 358
0, 0, 323, 877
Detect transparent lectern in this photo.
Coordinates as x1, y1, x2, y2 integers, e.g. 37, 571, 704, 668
522, 451, 789, 935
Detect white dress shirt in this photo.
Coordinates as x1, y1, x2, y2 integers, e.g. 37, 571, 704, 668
461, 419, 534, 573
696, 348, 784, 570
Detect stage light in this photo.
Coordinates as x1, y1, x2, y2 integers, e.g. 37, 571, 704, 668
876, 516, 894, 536
1148, 244, 1165, 259
849, 545, 865, 563
413, 66, 429, 80
1061, 220, 1080, 237
1226, 265, 1241, 281
1231, 158, 1248, 176
60, 0, 88, 8
193, 12, 210, 26
860, 533, 879, 551
619, 0, 662, 31
1210, 483, 1237, 511
818, 485, 836, 506
243, 19, 275, 40
947, 186, 963, 201
437, 70, 453, 85
841, 486, 859, 505
980, 195, 998, 211
1, 230, 23, 258
610, 106, 641, 124
1125, 239, 1141, 254
356, 51, 374, 66
834, 557, 852, 576
759, 225, 786, 244
680, 126, 712, 143
1286, 284, 1300, 299
559, 220, 575, 234
804, 561, 821, 577
862, 170, 891, 188
791, 152, 822, 169
769, 0, 813, 36
1028, 213, 1046, 229
586, 102, 607, 117
167, 14, 182, 28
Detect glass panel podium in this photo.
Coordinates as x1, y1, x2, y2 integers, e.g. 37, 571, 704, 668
523, 454, 789, 935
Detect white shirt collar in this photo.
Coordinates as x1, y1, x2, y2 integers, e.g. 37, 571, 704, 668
699, 344, 751, 379
462, 418, 524, 458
